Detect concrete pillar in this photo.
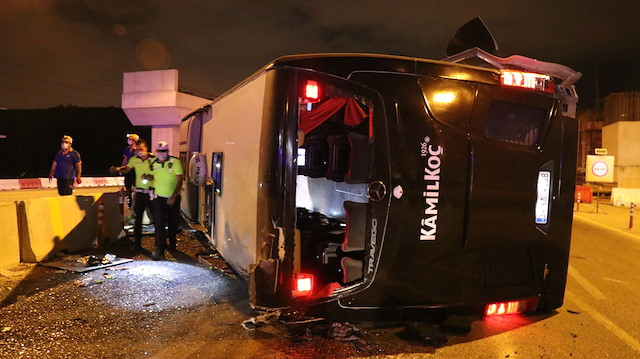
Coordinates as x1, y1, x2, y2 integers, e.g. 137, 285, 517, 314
121, 69, 210, 156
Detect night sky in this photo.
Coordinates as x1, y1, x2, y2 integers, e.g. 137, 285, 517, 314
0, 0, 638, 111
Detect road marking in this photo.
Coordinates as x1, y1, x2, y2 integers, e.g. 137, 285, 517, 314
565, 290, 640, 354
602, 277, 629, 284
567, 265, 607, 300
573, 214, 640, 243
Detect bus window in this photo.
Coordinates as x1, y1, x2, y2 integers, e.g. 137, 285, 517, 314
485, 100, 547, 146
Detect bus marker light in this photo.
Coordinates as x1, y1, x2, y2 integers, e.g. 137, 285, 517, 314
305, 80, 319, 101
500, 70, 554, 93
292, 273, 314, 297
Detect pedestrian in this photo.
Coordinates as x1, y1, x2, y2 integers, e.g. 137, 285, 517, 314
121, 133, 139, 210
49, 135, 82, 196
110, 139, 155, 251
148, 141, 183, 260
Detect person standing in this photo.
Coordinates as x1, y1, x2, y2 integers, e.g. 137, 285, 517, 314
110, 139, 155, 251
49, 135, 82, 196
121, 133, 139, 210
148, 141, 183, 260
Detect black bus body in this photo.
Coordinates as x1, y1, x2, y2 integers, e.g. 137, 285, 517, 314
180, 49, 579, 316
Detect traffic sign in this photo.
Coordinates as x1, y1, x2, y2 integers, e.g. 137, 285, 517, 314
586, 155, 614, 183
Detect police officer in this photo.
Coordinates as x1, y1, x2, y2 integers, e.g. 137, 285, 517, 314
49, 135, 82, 196
148, 141, 183, 260
121, 133, 139, 210
111, 139, 155, 252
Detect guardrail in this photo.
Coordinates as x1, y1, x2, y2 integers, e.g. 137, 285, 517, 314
0, 177, 124, 191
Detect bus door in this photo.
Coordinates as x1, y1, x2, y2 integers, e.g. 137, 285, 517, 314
180, 110, 204, 222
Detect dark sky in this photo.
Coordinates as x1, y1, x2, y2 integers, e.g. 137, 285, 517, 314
0, 0, 638, 110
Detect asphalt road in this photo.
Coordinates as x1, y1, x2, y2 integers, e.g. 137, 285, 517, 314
1, 218, 639, 358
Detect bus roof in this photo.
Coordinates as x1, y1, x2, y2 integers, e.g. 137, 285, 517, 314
268, 52, 499, 85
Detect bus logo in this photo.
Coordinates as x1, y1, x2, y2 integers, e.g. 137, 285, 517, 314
420, 136, 443, 241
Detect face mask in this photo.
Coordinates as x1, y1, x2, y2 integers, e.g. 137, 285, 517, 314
137, 151, 148, 158
156, 152, 168, 161
128, 139, 134, 145
61, 143, 70, 150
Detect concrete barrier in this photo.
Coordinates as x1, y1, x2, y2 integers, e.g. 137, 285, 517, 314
0, 177, 124, 192
0, 201, 20, 269
17, 192, 124, 262
612, 187, 640, 207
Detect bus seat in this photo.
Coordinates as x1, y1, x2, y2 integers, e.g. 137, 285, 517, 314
301, 134, 328, 178
345, 132, 371, 184
341, 257, 363, 283
325, 134, 350, 182
342, 201, 366, 252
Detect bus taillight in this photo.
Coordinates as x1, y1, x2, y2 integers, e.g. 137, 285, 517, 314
292, 273, 314, 297
304, 80, 320, 101
500, 70, 554, 94
485, 297, 538, 316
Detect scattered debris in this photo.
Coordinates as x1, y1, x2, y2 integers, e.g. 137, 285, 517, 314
143, 302, 156, 307
327, 322, 371, 351
42, 256, 133, 273
107, 266, 129, 271
567, 309, 581, 315
2, 327, 12, 333
73, 278, 101, 287
242, 311, 281, 330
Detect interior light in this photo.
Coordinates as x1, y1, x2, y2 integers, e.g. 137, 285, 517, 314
500, 70, 554, 93
433, 91, 456, 104
292, 273, 314, 297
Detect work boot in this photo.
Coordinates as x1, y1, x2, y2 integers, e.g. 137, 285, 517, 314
130, 242, 142, 252
151, 249, 164, 261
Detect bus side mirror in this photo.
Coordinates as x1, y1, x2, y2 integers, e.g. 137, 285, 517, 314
189, 152, 208, 186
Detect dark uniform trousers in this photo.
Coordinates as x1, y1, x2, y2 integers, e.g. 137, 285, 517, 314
152, 195, 181, 252
132, 190, 152, 246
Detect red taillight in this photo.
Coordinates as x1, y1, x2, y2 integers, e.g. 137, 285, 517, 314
292, 273, 314, 297
500, 70, 554, 93
485, 297, 538, 316
305, 80, 319, 101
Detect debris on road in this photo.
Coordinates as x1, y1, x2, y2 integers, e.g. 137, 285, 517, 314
242, 311, 281, 330
42, 255, 133, 273
1, 327, 11, 333
326, 322, 371, 351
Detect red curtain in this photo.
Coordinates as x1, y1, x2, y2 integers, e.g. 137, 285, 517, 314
299, 97, 367, 133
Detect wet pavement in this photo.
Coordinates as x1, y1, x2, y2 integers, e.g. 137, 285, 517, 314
0, 227, 552, 359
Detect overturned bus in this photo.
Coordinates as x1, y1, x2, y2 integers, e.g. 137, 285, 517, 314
179, 19, 580, 317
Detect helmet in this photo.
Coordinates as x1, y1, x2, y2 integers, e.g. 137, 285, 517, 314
156, 141, 169, 151
127, 133, 139, 141
62, 135, 73, 144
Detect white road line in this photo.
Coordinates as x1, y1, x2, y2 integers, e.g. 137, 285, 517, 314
573, 215, 640, 243
567, 265, 607, 300
565, 290, 640, 354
